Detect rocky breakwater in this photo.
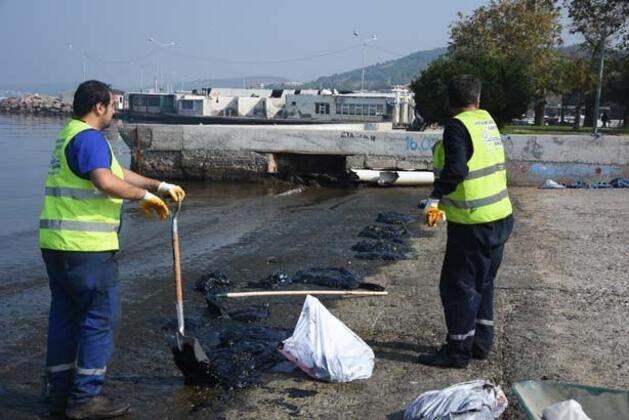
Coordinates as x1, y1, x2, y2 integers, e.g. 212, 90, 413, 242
0, 94, 72, 116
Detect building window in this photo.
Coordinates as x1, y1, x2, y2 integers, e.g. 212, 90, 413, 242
376, 104, 384, 115
132, 96, 146, 106
148, 96, 161, 107
181, 100, 194, 110
355, 104, 363, 116
369, 104, 376, 116
315, 102, 330, 114
291, 101, 296, 106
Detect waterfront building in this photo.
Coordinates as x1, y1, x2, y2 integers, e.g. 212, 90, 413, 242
284, 86, 413, 126
124, 86, 416, 127
127, 92, 178, 114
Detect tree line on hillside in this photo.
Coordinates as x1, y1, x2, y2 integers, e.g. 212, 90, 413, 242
306, 48, 446, 91
410, 0, 629, 128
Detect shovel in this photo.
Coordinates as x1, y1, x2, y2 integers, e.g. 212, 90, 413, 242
166, 200, 216, 385
206, 289, 388, 318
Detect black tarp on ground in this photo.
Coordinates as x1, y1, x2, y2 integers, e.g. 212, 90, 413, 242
352, 239, 414, 260
293, 267, 361, 289
160, 320, 289, 389
248, 272, 292, 289
376, 211, 416, 225
207, 326, 290, 389
358, 224, 408, 243
195, 270, 232, 293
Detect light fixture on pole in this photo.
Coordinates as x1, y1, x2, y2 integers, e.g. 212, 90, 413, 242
353, 31, 377, 92
140, 64, 145, 92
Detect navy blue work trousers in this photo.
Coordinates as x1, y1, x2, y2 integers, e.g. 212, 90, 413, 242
41, 250, 121, 405
439, 215, 513, 361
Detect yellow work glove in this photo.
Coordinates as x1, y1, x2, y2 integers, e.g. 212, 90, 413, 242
140, 191, 170, 220
157, 181, 186, 202
421, 198, 446, 227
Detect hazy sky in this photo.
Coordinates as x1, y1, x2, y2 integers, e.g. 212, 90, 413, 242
0, 0, 579, 89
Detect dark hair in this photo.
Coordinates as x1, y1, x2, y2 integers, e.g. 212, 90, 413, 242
73, 80, 112, 118
447, 75, 481, 108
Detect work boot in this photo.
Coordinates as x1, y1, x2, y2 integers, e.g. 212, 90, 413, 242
471, 346, 489, 360
48, 397, 67, 416
41, 375, 68, 416
417, 346, 469, 369
65, 395, 130, 419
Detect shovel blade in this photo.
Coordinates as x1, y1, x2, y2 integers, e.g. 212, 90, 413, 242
167, 332, 217, 385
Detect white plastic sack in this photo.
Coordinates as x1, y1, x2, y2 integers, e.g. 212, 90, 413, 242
542, 400, 592, 420
540, 179, 566, 189
404, 380, 508, 420
277, 295, 375, 382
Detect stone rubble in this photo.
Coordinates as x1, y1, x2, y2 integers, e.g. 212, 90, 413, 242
0, 94, 72, 115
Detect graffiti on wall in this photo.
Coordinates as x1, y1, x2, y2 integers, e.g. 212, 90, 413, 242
340, 131, 377, 142
403, 136, 437, 153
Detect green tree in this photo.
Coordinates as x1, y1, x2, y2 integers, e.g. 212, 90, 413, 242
564, 0, 629, 128
410, 53, 532, 127
557, 55, 596, 128
603, 53, 629, 127
449, 0, 563, 125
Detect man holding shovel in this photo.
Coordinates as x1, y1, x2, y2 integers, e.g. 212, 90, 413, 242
39, 80, 185, 418
418, 75, 514, 368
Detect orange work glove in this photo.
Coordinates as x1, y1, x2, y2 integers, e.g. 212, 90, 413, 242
425, 207, 446, 227
140, 191, 170, 220
421, 198, 446, 227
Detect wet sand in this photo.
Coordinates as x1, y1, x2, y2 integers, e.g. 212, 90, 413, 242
0, 186, 627, 419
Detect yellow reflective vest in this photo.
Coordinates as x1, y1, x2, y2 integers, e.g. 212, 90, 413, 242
433, 109, 512, 224
39, 119, 124, 251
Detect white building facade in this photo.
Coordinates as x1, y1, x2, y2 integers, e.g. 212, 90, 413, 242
177, 88, 293, 119
126, 87, 415, 126
284, 87, 414, 125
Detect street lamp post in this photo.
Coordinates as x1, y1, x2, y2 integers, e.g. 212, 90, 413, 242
140, 64, 145, 92
353, 31, 376, 92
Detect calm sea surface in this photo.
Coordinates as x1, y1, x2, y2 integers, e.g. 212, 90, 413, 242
0, 114, 130, 276
0, 114, 359, 283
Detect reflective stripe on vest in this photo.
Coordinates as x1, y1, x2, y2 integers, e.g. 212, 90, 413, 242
433, 110, 512, 224
40, 219, 120, 232
435, 162, 506, 180
440, 188, 509, 209
45, 187, 106, 199
39, 119, 124, 251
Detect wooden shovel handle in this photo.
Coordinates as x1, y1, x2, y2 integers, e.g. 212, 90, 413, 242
172, 229, 183, 305
217, 290, 388, 298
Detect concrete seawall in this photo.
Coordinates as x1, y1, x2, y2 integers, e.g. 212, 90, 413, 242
118, 123, 629, 185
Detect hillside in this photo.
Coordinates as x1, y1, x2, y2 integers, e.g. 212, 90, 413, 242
5, 45, 591, 96
305, 47, 447, 90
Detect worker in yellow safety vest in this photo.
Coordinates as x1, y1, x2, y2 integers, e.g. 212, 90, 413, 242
39, 80, 185, 418
418, 75, 514, 368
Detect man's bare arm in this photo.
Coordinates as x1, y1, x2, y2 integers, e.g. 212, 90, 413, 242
121, 168, 161, 191
90, 168, 146, 200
